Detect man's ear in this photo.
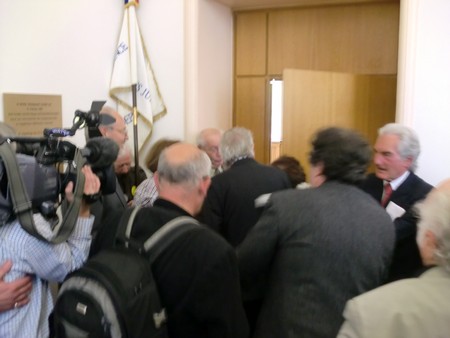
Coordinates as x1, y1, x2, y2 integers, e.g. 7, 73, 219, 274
403, 156, 414, 170
424, 229, 437, 251
199, 176, 211, 197
98, 125, 107, 137
153, 172, 160, 192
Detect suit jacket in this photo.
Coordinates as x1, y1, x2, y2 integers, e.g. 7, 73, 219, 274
199, 157, 291, 247
361, 172, 433, 281
237, 181, 395, 338
92, 199, 249, 338
337, 266, 450, 338
88, 177, 127, 256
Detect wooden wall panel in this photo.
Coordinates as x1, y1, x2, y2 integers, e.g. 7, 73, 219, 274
234, 77, 268, 163
235, 12, 267, 75
282, 69, 396, 176
268, 3, 399, 74
233, 2, 400, 164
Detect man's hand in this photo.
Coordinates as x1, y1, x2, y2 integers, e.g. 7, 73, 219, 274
0, 260, 32, 312
65, 165, 101, 218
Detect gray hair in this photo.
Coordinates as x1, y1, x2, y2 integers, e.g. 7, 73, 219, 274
157, 148, 211, 188
220, 127, 254, 168
196, 128, 222, 148
416, 188, 450, 272
379, 123, 420, 172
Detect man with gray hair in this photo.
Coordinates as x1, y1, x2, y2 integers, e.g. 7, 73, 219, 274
196, 128, 223, 176
361, 123, 433, 281
200, 126, 291, 247
199, 126, 290, 334
338, 178, 450, 338
92, 143, 249, 338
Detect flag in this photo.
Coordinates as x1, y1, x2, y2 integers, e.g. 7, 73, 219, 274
109, 0, 166, 150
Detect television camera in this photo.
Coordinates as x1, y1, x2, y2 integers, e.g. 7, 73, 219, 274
0, 108, 119, 225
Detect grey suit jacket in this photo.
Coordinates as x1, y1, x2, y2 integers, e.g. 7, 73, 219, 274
238, 181, 395, 338
338, 266, 450, 338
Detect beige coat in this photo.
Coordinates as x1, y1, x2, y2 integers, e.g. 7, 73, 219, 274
337, 267, 450, 338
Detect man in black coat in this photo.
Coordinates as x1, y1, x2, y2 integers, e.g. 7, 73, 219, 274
198, 127, 291, 333
361, 123, 433, 281
199, 127, 291, 248
92, 143, 249, 338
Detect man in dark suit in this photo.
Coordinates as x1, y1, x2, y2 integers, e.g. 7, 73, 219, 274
237, 127, 395, 338
199, 126, 291, 248
88, 106, 128, 254
361, 123, 433, 281
198, 127, 291, 333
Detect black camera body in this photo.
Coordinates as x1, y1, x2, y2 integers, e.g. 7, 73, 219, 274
0, 108, 119, 223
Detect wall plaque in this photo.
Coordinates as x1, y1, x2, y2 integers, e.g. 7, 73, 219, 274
3, 93, 62, 136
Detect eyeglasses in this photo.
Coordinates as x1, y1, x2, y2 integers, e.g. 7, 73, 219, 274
109, 127, 128, 136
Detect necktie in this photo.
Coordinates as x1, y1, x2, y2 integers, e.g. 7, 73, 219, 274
381, 183, 392, 207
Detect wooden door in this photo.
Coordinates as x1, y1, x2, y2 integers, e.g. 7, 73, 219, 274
281, 69, 397, 177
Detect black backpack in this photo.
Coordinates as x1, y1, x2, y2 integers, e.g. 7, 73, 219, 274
52, 206, 199, 338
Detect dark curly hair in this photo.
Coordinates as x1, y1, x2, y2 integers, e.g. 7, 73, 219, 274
271, 155, 306, 188
309, 127, 371, 185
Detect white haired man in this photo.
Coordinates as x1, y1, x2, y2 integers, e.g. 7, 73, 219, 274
196, 128, 223, 176
361, 123, 433, 281
199, 127, 291, 334
338, 178, 450, 338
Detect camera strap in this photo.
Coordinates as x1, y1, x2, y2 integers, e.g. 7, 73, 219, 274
0, 141, 36, 237
0, 141, 86, 243
52, 149, 86, 243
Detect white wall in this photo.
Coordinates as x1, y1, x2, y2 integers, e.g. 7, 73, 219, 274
397, 0, 450, 186
3, 0, 446, 185
184, 0, 233, 144
0, 0, 233, 160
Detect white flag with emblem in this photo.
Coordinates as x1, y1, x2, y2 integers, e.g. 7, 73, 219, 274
109, 0, 166, 150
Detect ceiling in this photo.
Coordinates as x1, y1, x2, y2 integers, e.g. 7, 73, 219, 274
211, 0, 398, 11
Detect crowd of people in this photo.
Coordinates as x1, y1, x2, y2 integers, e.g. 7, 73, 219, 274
0, 106, 449, 337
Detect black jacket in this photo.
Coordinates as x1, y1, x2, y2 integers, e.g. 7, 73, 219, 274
361, 172, 433, 281
91, 199, 249, 338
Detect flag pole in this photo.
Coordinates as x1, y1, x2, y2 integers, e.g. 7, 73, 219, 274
127, 0, 140, 186
132, 84, 139, 181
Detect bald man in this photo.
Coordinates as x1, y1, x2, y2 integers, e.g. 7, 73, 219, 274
98, 106, 129, 148
89, 106, 128, 251
92, 143, 249, 337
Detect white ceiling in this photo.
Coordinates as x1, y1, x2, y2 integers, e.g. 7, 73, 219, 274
211, 0, 398, 11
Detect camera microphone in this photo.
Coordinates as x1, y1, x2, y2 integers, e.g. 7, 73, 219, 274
80, 137, 119, 168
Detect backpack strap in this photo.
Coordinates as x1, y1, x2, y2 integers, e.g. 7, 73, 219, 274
143, 216, 200, 263
120, 205, 143, 249
116, 205, 200, 262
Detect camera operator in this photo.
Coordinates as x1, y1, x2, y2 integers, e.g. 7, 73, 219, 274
0, 165, 100, 337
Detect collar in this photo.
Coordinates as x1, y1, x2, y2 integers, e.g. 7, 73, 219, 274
385, 171, 410, 191
153, 198, 192, 217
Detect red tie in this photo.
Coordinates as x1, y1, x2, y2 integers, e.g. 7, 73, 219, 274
381, 183, 392, 207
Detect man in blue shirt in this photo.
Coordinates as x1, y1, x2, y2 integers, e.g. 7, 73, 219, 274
0, 165, 100, 337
